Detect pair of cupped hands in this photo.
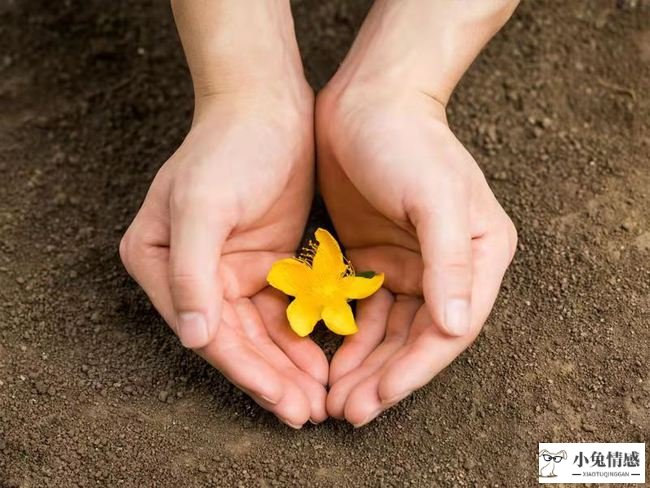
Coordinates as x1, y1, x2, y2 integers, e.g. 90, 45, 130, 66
119, 76, 517, 429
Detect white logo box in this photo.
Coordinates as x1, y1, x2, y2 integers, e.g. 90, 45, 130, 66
538, 443, 645, 484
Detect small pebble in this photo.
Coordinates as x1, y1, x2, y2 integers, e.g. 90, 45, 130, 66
487, 124, 498, 141
621, 220, 635, 231
582, 423, 596, 432
53, 192, 67, 205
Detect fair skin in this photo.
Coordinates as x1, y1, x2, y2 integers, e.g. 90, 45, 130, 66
120, 0, 519, 428
318, 0, 519, 426
120, 1, 329, 428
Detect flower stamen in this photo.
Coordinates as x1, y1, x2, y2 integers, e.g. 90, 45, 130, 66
266, 228, 384, 337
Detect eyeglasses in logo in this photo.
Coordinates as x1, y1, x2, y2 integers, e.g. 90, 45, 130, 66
539, 449, 567, 478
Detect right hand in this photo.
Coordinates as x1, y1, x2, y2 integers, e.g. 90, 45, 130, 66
119, 88, 329, 428
316, 84, 517, 426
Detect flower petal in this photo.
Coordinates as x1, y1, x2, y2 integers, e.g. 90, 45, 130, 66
286, 298, 322, 337
312, 228, 347, 277
322, 301, 358, 335
341, 273, 385, 300
267, 258, 313, 297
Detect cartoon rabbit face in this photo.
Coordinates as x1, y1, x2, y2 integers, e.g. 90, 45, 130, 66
539, 450, 567, 477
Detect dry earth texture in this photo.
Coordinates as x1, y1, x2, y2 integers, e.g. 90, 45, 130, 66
0, 0, 648, 487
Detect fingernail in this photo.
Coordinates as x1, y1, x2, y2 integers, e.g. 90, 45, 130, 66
279, 417, 303, 429
381, 390, 412, 407
444, 299, 470, 336
260, 394, 279, 405
177, 312, 208, 348
352, 409, 382, 428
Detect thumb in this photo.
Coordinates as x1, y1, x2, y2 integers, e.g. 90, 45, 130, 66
412, 187, 473, 336
169, 195, 230, 348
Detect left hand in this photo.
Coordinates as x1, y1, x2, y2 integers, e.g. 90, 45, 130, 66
120, 92, 329, 428
316, 85, 518, 427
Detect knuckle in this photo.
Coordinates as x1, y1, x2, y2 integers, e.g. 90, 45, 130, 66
503, 217, 518, 259
119, 227, 151, 278
118, 233, 131, 267
439, 166, 473, 197
220, 266, 239, 301
170, 178, 237, 231
119, 212, 170, 284
169, 274, 204, 309
170, 185, 210, 211
170, 176, 214, 213
439, 252, 472, 274
433, 254, 473, 293
169, 270, 211, 309
170, 271, 203, 292
119, 229, 141, 273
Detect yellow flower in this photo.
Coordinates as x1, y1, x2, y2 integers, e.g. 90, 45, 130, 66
267, 228, 384, 337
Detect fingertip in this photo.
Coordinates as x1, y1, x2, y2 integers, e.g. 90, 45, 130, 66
423, 288, 472, 338
176, 296, 223, 348
377, 374, 412, 408
308, 384, 329, 424
443, 298, 471, 336
325, 382, 346, 419
344, 388, 383, 428
351, 410, 382, 429
340, 371, 385, 427
273, 383, 311, 429
241, 384, 283, 409
244, 373, 285, 408
285, 367, 329, 424
277, 417, 305, 430
176, 312, 210, 348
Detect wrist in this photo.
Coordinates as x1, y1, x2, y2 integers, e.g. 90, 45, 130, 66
192, 82, 314, 136
316, 78, 448, 166
172, 0, 308, 103
327, 0, 519, 105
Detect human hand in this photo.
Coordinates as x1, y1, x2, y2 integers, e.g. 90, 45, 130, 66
313, 0, 519, 428
120, 92, 328, 427
316, 86, 517, 427
119, 1, 328, 428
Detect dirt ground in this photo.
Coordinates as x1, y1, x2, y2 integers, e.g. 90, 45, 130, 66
0, 0, 648, 486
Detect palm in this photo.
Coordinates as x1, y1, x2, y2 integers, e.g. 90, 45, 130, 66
317, 95, 516, 426
122, 101, 329, 427
207, 197, 330, 427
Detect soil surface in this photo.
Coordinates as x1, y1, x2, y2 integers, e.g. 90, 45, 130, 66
1, 1, 648, 487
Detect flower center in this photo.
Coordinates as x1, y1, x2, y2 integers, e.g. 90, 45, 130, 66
311, 278, 340, 301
